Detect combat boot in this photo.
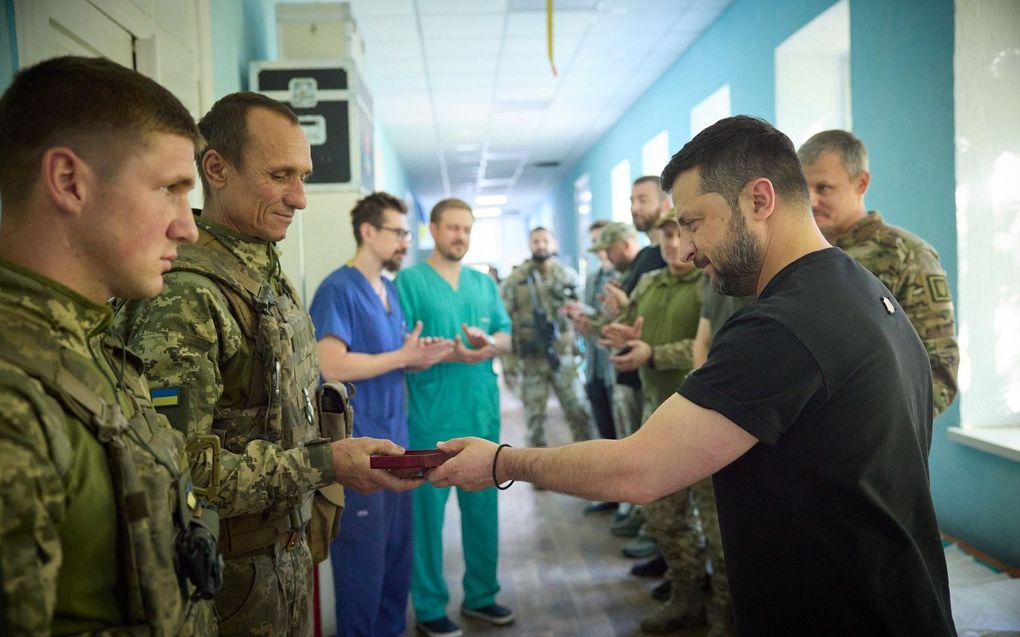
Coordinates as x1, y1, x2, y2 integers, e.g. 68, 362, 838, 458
639, 596, 705, 635
641, 579, 706, 635
705, 596, 736, 637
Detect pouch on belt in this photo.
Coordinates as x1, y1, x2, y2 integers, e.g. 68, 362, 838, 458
307, 381, 354, 562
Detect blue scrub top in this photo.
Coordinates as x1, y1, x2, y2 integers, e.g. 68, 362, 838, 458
310, 265, 409, 445
395, 263, 511, 444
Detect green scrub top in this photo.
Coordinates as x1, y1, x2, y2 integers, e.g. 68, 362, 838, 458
395, 263, 511, 444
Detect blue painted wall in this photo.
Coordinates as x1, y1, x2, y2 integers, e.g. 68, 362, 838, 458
1, 0, 17, 91
375, 122, 411, 202
209, 0, 272, 95
549, 0, 1020, 567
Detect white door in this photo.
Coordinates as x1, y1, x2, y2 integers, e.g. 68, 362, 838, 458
14, 0, 211, 120
15, 0, 134, 68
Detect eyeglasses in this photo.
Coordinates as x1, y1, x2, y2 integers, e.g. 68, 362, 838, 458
376, 225, 411, 241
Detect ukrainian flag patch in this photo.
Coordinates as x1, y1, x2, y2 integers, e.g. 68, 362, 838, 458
151, 387, 180, 407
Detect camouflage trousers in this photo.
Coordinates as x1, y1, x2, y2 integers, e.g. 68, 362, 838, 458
645, 479, 732, 629
641, 399, 732, 630
215, 538, 314, 636
520, 356, 592, 447
611, 383, 642, 439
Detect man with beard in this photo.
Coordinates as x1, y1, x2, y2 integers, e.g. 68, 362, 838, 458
395, 198, 514, 637
310, 192, 453, 636
428, 116, 956, 636
501, 227, 591, 448
798, 130, 958, 417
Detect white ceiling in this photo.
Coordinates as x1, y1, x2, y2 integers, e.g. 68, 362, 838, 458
283, 0, 734, 216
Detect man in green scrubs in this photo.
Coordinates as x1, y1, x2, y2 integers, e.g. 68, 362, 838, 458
395, 198, 514, 637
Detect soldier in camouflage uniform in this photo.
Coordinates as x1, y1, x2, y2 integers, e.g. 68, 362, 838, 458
115, 93, 416, 637
799, 130, 959, 417
601, 217, 735, 636
502, 227, 592, 447
0, 56, 217, 636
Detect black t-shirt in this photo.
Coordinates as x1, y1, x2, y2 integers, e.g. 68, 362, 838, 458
616, 244, 668, 389
623, 244, 667, 294
679, 248, 955, 636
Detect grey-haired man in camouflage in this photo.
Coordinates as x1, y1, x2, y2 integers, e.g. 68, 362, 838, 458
799, 130, 959, 417
115, 92, 417, 636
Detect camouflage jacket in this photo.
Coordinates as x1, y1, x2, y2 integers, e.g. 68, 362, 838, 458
0, 260, 214, 636
115, 218, 335, 529
618, 267, 704, 407
833, 212, 959, 417
501, 258, 580, 358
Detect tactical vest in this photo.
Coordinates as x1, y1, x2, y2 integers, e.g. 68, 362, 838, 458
172, 227, 337, 557
507, 261, 575, 357
0, 334, 214, 636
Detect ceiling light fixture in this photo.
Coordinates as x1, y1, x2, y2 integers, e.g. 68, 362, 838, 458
475, 194, 508, 206
474, 207, 503, 218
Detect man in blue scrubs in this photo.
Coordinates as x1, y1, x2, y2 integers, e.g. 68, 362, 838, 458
395, 198, 514, 637
310, 192, 452, 637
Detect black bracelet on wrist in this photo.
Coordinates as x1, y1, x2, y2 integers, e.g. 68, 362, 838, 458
647, 349, 656, 369
492, 443, 514, 490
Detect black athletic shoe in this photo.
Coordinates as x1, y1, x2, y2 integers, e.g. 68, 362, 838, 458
461, 603, 515, 626
417, 616, 463, 637
631, 555, 668, 578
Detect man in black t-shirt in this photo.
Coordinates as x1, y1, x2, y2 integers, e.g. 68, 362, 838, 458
430, 116, 956, 637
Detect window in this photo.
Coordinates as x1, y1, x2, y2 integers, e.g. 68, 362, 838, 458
610, 159, 632, 223
575, 173, 593, 282
774, 0, 851, 147
948, 0, 1020, 461
641, 131, 670, 178
690, 85, 731, 140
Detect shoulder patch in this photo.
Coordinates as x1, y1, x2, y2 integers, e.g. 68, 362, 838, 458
926, 274, 951, 303
151, 387, 180, 407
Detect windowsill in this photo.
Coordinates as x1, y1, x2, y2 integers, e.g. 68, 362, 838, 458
948, 426, 1020, 463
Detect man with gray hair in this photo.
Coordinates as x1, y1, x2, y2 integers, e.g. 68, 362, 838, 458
798, 129, 959, 417
116, 92, 416, 636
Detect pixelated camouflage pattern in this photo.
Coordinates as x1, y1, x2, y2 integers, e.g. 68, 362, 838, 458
519, 356, 591, 447
641, 401, 731, 633
501, 258, 581, 356
115, 219, 333, 518
114, 218, 331, 636
833, 212, 959, 417
214, 546, 312, 636
611, 383, 642, 439
618, 267, 704, 407
502, 258, 591, 446
0, 261, 215, 636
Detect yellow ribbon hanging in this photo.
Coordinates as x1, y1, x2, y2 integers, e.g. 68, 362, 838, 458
547, 0, 558, 76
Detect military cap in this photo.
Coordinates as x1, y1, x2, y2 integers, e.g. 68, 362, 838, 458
590, 221, 638, 252
654, 208, 679, 229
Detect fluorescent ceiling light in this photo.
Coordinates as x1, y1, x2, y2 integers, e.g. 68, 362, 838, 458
475, 194, 508, 206
474, 207, 502, 218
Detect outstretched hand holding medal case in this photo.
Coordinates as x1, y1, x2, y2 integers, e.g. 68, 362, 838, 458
371, 449, 455, 478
